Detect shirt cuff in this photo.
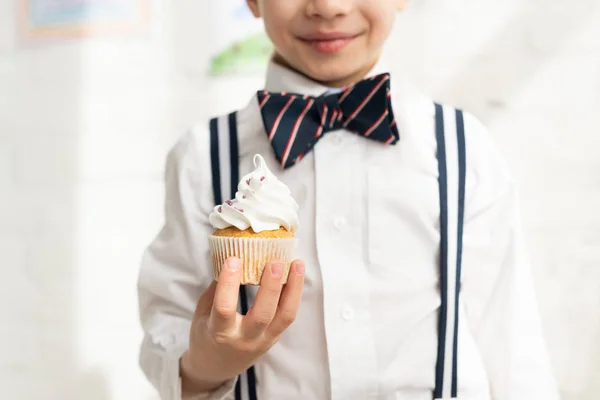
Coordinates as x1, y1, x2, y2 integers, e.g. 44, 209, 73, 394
179, 376, 238, 400
161, 344, 237, 400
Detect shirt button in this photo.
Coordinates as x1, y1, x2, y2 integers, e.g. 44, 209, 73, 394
341, 306, 355, 321
332, 133, 343, 145
333, 217, 347, 230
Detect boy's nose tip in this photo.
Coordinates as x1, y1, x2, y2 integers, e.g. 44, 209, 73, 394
307, 0, 352, 19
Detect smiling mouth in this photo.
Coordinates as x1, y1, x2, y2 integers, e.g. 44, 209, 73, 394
298, 32, 362, 54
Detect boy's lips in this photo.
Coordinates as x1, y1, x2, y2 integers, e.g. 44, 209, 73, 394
298, 32, 360, 54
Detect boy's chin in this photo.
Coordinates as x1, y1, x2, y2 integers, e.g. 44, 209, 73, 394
302, 63, 373, 87
274, 51, 376, 87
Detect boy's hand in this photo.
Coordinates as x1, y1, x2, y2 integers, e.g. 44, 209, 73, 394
180, 257, 305, 394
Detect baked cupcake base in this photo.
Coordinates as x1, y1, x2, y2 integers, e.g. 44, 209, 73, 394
211, 226, 294, 239
208, 231, 297, 285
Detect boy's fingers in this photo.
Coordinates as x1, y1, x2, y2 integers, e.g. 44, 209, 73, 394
242, 260, 285, 339
209, 258, 242, 334
266, 260, 305, 339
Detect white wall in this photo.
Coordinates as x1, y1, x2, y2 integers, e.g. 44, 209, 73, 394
1, 1, 599, 399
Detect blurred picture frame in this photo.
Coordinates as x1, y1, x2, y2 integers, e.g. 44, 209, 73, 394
17, 0, 151, 42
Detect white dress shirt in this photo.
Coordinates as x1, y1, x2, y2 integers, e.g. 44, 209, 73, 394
137, 59, 559, 400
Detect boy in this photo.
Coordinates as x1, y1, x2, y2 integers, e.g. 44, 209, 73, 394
137, 0, 559, 399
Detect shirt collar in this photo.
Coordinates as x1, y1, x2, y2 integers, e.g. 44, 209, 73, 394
263, 54, 392, 97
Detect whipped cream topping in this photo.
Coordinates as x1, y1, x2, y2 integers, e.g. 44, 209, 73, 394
209, 154, 299, 233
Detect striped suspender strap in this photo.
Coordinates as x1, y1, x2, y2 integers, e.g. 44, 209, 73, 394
433, 104, 467, 400
209, 112, 258, 400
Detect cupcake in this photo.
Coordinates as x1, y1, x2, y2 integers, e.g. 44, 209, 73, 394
208, 154, 299, 285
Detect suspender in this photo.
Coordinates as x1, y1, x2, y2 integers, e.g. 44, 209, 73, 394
209, 112, 258, 400
433, 104, 466, 400
208, 104, 466, 400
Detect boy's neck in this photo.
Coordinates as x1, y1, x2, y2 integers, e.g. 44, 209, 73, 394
272, 53, 379, 88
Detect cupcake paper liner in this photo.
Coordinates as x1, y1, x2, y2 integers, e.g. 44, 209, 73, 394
208, 235, 297, 285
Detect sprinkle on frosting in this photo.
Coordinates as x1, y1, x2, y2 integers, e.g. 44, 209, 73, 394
209, 154, 300, 233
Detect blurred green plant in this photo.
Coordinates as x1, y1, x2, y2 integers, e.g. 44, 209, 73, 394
209, 32, 273, 75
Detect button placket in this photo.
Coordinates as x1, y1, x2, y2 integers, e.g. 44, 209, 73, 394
314, 133, 378, 400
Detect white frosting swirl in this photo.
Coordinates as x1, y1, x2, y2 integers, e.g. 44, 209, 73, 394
209, 154, 299, 233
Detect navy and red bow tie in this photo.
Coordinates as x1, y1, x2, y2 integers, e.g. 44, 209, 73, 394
257, 73, 399, 168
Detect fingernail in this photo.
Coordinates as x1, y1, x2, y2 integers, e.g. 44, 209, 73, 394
271, 262, 283, 277
227, 258, 241, 271
296, 263, 305, 275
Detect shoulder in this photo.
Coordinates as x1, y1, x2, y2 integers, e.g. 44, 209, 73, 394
165, 122, 209, 176
392, 82, 515, 206
433, 102, 516, 212
164, 95, 266, 206
163, 123, 213, 212
395, 82, 513, 187
168, 94, 262, 166
173, 96, 264, 160
459, 109, 514, 194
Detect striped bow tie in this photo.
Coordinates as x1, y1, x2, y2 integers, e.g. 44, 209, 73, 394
257, 73, 399, 168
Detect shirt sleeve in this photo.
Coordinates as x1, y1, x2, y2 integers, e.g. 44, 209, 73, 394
137, 126, 237, 400
460, 113, 560, 400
